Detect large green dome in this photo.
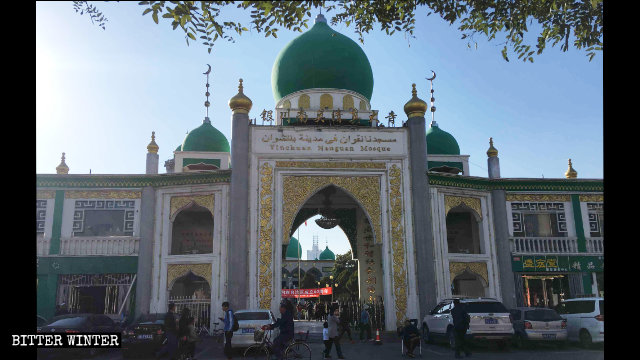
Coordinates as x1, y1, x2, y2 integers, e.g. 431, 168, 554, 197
271, 15, 374, 102
318, 246, 335, 261
286, 236, 303, 259
181, 120, 230, 153
426, 121, 460, 155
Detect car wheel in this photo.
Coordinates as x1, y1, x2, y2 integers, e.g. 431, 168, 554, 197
422, 324, 432, 344
447, 328, 456, 350
579, 329, 593, 349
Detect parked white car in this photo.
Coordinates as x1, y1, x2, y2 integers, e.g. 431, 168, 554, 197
509, 307, 567, 348
422, 297, 514, 349
231, 309, 280, 348
555, 297, 604, 347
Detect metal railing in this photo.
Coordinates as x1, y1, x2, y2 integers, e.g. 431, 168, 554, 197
37, 236, 50, 256
509, 237, 579, 254
167, 296, 212, 331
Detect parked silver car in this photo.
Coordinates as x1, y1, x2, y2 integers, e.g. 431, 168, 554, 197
232, 309, 279, 348
509, 307, 567, 348
555, 297, 604, 347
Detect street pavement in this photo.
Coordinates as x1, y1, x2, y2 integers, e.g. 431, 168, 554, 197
40, 321, 604, 360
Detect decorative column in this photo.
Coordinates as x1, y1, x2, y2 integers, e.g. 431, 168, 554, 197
403, 83, 437, 317
135, 186, 156, 317
227, 79, 252, 309
486, 138, 516, 308
146, 132, 159, 174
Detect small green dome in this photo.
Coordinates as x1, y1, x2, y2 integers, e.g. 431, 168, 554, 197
318, 246, 335, 260
426, 121, 460, 155
175, 144, 182, 152
286, 237, 303, 259
271, 15, 374, 102
182, 120, 230, 153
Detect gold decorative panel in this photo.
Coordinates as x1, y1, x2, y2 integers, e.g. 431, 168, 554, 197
359, 100, 367, 111
506, 194, 570, 202
65, 190, 141, 199
275, 161, 386, 169
342, 95, 354, 110
167, 263, 212, 289
298, 94, 310, 109
37, 190, 55, 199
444, 195, 482, 219
579, 194, 603, 202
320, 94, 333, 109
170, 194, 215, 220
258, 163, 274, 309
282, 100, 291, 109
388, 164, 408, 327
449, 262, 488, 286
282, 176, 382, 246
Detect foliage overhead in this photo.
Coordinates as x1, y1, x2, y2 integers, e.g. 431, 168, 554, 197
73, 1, 602, 61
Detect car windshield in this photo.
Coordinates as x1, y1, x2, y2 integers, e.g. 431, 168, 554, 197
599, 301, 604, 315
524, 309, 562, 321
464, 302, 508, 314
235, 312, 270, 321
48, 317, 87, 327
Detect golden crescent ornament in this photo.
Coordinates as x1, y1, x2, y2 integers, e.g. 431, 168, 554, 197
426, 70, 436, 81
203, 64, 211, 75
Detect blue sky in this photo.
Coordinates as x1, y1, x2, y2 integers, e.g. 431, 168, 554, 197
36, 2, 603, 257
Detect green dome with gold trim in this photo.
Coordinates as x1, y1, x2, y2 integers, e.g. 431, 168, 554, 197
181, 120, 230, 153
271, 14, 374, 102
318, 246, 335, 260
426, 121, 460, 155
286, 236, 303, 259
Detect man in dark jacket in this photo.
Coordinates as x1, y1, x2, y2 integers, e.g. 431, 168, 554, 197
266, 300, 295, 360
451, 299, 471, 358
157, 303, 178, 359
399, 319, 420, 358
338, 306, 355, 343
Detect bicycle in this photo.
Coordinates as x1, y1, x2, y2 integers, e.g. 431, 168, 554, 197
200, 321, 225, 343
243, 326, 311, 360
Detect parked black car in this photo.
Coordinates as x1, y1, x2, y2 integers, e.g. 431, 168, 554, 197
38, 313, 121, 358
121, 313, 169, 358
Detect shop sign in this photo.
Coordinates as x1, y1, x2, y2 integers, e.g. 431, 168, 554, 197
512, 255, 603, 272
281, 287, 333, 298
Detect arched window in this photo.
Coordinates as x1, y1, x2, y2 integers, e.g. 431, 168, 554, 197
342, 95, 354, 110
446, 208, 483, 254
171, 205, 213, 255
359, 100, 367, 111
298, 94, 310, 109
320, 94, 333, 109
452, 269, 486, 297
282, 99, 291, 109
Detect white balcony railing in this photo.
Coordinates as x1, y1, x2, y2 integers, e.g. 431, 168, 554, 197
510, 237, 579, 254
586, 237, 604, 254
57, 237, 140, 256
37, 236, 50, 256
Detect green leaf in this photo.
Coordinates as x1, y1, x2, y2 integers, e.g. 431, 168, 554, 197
188, 32, 196, 40
152, 11, 159, 24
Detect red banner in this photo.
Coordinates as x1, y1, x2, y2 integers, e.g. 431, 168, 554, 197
281, 287, 333, 298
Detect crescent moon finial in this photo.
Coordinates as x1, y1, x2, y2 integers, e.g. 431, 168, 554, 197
203, 64, 211, 75
426, 70, 436, 81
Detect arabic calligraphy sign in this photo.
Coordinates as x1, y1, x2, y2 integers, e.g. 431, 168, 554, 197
252, 128, 405, 155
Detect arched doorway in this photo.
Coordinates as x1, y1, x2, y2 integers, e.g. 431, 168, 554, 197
171, 204, 213, 255
452, 269, 487, 298
168, 271, 211, 330
446, 206, 483, 254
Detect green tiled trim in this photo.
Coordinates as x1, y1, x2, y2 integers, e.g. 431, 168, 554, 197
428, 173, 603, 192
49, 190, 64, 255
36, 171, 231, 188
183, 158, 221, 168
571, 194, 587, 252
37, 256, 139, 275
582, 273, 593, 295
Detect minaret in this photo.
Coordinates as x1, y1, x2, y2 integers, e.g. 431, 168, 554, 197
486, 136, 516, 308
146, 131, 159, 174
565, 159, 578, 178
403, 80, 437, 317
56, 152, 69, 174
227, 78, 253, 309
487, 137, 500, 179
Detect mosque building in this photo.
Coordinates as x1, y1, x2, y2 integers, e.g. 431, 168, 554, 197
36, 14, 603, 330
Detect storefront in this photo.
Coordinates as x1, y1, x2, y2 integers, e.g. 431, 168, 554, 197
512, 255, 604, 308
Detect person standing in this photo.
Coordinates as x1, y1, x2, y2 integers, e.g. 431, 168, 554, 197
186, 316, 200, 359
322, 321, 332, 359
359, 307, 372, 342
451, 299, 471, 358
326, 306, 345, 359
218, 301, 235, 360
157, 303, 178, 359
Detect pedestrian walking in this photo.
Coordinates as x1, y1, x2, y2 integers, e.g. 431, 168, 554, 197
157, 303, 178, 359
451, 299, 471, 358
326, 306, 345, 359
359, 306, 372, 342
218, 301, 235, 360
322, 321, 332, 359
185, 316, 200, 359
338, 306, 355, 343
